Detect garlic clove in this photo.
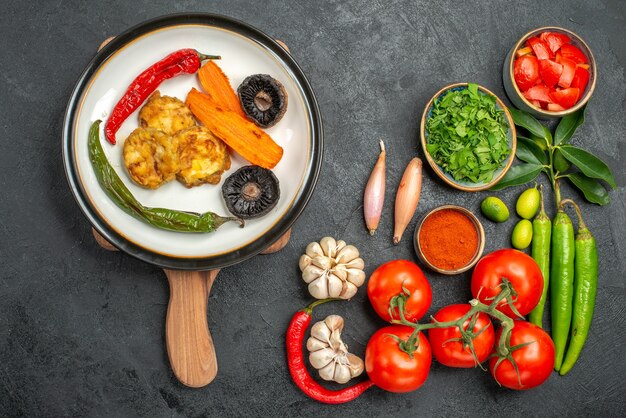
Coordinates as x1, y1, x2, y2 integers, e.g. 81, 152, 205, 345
319, 237, 337, 258
306, 242, 324, 258
335, 245, 360, 264
344, 257, 365, 270
302, 265, 325, 283
336, 240, 347, 252
340, 282, 358, 300
346, 353, 365, 378
331, 265, 348, 281
327, 274, 343, 298
299, 254, 312, 271
308, 276, 330, 299
318, 360, 337, 382
306, 336, 328, 352
309, 347, 336, 369
323, 315, 345, 332
333, 364, 352, 384
346, 269, 366, 287
311, 255, 332, 270
310, 320, 332, 342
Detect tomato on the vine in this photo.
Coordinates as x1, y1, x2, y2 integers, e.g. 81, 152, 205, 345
427, 304, 495, 368
365, 325, 431, 393
367, 260, 432, 322
471, 249, 543, 318
489, 321, 555, 390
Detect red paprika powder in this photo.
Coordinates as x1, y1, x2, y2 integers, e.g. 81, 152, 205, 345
418, 209, 479, 270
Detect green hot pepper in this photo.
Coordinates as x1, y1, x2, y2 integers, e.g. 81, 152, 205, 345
550, 207, 575, 371
559, 200, 598, 376
88, 120, 243, 232
529, 185, 551, 328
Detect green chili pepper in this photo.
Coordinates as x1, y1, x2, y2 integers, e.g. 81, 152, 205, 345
529, 185, 551, 328
559, 200, 598, 376
550, 208, 575, 371
88, 120, 243, 232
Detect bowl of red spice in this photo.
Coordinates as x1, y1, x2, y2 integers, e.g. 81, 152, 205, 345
414, 205, 485, 275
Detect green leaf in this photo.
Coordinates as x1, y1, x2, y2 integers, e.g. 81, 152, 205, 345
490, 163, 543, 190
508, 108, 547, 140
516, 136, 548, 165
566, 173, 610, 205
559, 145, 617, 188
555, 105, 586, 145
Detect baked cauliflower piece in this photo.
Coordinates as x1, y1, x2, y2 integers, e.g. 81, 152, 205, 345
122, 128, 179, 189
139, 91, 196, 135
175, 126, 231, 187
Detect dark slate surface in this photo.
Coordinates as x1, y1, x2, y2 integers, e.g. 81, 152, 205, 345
1, 0, 624, 416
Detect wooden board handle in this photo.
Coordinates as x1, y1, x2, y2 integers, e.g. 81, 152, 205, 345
164, 269, 220, 387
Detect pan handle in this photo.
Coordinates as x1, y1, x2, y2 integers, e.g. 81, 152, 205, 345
163, 269, 220, 387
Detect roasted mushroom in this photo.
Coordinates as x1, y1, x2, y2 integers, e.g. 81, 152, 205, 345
237, 74, 288, 128
222, 166, 280, 219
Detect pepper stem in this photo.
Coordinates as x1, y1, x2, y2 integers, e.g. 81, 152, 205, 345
560, 199, 587, 230
302, 298, 340, 315
196, 52, 221, 61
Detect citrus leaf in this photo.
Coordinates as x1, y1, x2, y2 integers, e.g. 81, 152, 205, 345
517, 136, 548, 165
566, 173, 610, 205
490, 163, 543, 190
559, 145, 617, 189
555, 105, 586, 145
508, 108, 548, 141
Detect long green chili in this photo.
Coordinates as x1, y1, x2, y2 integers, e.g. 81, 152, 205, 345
88, 120, 243, 232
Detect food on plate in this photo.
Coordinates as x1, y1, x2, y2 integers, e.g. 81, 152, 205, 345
528, 186, 551, 328
363, 140, 386, 235
470, 249, 543, 318
105, 49, 220, 144
513, 32, 590, 111
511, 219, 533, 250
516, 184, 541, 219
306, 315, 364, 384
425, 83, 510, 183
139, 91, 196, 135
89, 121, 243, 232
365, 325, 431, 393
559, 200, 598, 375
551, 206, 575, 371
197, 61, 247, 118
286, 300, 374, 404
238, 74, 288, 128
393, 157, 422, 244
480, 196, 510, 222
428, 304, 495, 368
175, 126, 231, 187
367, 260, 431, 323
222, 165, 280, 219
489, 321, 555, 390
186, 88, 284, 169
299, 237, 365, 300
418, 208, 479, 271
122, 127, 179, 189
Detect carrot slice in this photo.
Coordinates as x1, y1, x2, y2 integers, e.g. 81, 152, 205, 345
186, 88, 283, 169
197, 61, 247, 118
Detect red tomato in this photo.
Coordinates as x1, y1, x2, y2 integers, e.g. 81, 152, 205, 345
539, 31, 571, 53
526, 37, 552, 60
560, 44, 588, 64
428, 304, 495, 368
365, 325, 431, 393
547, 103, 566, 111
538, 59, 563, 88
470, 249, 543, 318
550, 88, 580, 109
513, 55, 539, 91
489, 321, 555, 390
571, 67, 590, 91
557, 58, 577, 88
367, 260, 432, 323
523, 84, 553, 103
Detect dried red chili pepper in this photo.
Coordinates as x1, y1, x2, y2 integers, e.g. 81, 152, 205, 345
286, 299, 374, 404
104, 48, 220, 144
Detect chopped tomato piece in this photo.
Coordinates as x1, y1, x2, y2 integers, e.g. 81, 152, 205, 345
549, 88, 580, 109
560, 44, 588, 64
524, 84, 553, 103
539, 59, 563, 88
576, 63, 590, 70
539, 32, 571, 53
526, 37, 552, 60
558, 58, 577, 88
571, 67, 590, 91
515, 46, 533, 58
530, 100, 541, 107
547, 103, 566, 111
514, 55, 540, 91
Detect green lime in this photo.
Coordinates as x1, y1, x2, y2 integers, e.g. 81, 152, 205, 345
516, 187, 541, 219
512, 219, 533, 249
553, 148, 571, 173
481, 196, 510, 223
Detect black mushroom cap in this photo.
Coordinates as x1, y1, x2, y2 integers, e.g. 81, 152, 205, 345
237, 74, 288, 128
222, 165, 280, 219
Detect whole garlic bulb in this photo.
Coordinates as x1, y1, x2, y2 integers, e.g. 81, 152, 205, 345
306, 315, 364, 384
299, 237, 365, 300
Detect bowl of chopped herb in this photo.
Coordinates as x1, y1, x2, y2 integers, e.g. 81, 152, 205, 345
420, 83, 516, 192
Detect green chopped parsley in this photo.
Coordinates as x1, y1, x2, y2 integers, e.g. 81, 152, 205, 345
425, 83, 510, 183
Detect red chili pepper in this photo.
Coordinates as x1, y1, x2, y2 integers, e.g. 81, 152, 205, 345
286, 299, 374, 404
104, 48, 220, 144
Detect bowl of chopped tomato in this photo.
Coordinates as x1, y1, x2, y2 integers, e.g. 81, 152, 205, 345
503, 27, 596, 119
